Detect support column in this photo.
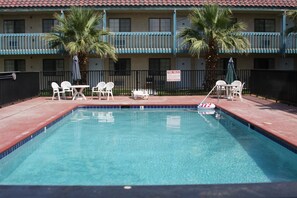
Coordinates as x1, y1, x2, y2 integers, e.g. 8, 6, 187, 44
282, 11, 287, 54
103, 9, 107, 31
173, 9, 177, 55
103, 10, 107, 43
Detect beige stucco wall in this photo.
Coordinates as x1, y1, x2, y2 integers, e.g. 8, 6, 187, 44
0, 54, 177, 72
107, 12, 173, 32
233, 12, 282, 32
0, 12, 57, 33
0, 54, 70, 72
0, 10, 284, 33
103, 54, 176, 70
0, 54, 295, 72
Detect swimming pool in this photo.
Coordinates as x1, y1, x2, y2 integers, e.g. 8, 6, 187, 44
1, 107, 297, 185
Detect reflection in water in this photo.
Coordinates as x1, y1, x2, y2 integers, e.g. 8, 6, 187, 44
197, 109, 215, 115
92, 111, 114, 123
166, 115, 181, 129
215, 112, 222, 120
70, 110, 90, 122
197, 109, 218, 129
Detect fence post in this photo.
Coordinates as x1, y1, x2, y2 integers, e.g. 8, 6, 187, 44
136, 70, 139, 90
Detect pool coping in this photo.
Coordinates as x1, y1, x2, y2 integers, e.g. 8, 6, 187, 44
1, 103, 297, 197
1, 182, 297, 198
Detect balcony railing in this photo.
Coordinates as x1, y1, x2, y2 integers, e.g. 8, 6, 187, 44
107, 32, 172, 53
219, 32, 281, 54
286, 33, 297, 54
0, 33, 62, 55
0, 32, 296, 55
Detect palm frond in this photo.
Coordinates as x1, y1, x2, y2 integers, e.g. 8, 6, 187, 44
45, 6, 117, 60
179, 4, 249, 57
286, 10, 297, 34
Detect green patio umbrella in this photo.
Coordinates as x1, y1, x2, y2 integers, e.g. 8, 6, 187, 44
225, 57, 238, 84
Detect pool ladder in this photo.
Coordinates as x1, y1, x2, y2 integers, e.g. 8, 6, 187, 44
198, 85, 218, 106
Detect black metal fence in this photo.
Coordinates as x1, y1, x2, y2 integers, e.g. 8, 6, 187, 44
250, 70, 297, 104
0, 72, 39, 106
1, 70, 296, 106
39, 70, 251, 96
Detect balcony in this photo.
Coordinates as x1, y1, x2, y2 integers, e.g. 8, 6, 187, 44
0, 33, 62, 55
286, 33, 297, 54
0, 32, 296, 55
219, 32, 281, 54
108, 32, 172, 54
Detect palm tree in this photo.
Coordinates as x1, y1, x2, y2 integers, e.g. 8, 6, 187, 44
286, 10, 297, 34
179, 4, 249, 90
46, 7, 117, 84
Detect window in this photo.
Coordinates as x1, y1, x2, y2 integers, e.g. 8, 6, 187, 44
43, 59, 64, 76
149, 18, 171, 32
218, 58, 237, 70
254, 58, 275, 69
3, 20, 25, 33
149, 58, 171, 75
109, 19, 131, 32
254, 19, 275, 32
42, 19, 58, 33
4, 59, 26, 71
217, 58, 237, 76
109, 58, 131, 76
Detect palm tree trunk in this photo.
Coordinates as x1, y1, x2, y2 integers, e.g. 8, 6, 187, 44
205, 42, 219, 91
78, 53, 88, 85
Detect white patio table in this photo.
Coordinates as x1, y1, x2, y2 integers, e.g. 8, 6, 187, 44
71, 85, 90, 100
220, 84, 235, 100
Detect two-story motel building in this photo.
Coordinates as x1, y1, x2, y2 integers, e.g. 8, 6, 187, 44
0, 0, 296, 78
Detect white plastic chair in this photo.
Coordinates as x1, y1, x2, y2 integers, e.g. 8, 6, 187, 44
91, 82, 106, 100
232, 82, 245, 101
102, 82, 114, 100
231, 80, 242, 87
61, 81, 73, 97
215, 80, 227, 98
132, 89, 149, 100
231, 80, 242, 94
51, 82, 65, 100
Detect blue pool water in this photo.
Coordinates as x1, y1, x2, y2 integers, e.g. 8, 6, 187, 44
1, 107, 297, 185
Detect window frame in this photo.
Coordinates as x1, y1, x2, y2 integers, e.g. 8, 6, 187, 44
109, 58, 131, 76
149, 58, 171, 76
149, 18, 171, 32
254, 58, 275, 69
43, 59, 64, 76
215, 58, 237, 77
42, 19, 58, 33
4, 59, 26, 72
254, 19, 275, 32
108, 18, 131, 32
3, 19, 25, 33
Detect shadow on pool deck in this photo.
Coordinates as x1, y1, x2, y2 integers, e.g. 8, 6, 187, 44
0, 95, 297, 197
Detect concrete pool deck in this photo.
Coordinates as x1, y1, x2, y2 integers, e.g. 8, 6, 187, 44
1, 95, 297, 155
0, 95, 297, 197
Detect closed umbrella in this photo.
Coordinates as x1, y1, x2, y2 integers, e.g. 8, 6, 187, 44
225, 57, 238, 84
72, 55, 81, 84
